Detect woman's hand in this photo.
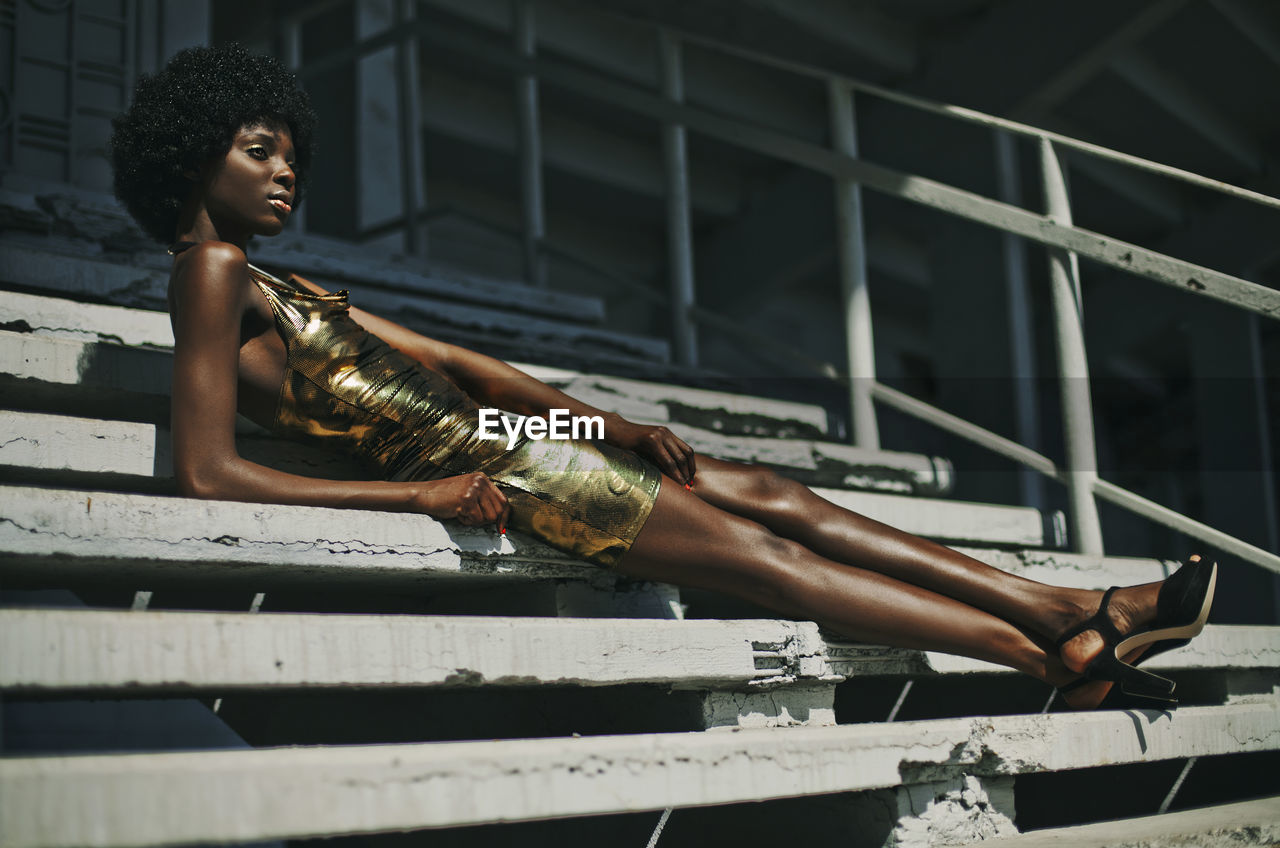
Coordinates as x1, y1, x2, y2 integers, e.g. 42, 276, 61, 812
413, 472, 511, 533
604, 416, 697, 487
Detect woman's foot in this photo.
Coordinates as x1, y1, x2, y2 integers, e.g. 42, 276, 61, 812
1051, 556, 1216, 709
1056, 647, 1151, 710
1055, 554, 1211, 675
1056, 582, 1162, 674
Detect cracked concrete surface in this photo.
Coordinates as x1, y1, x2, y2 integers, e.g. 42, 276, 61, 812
885, 775, 1017, 847
1, 235, 667, 360
5, 329, 955, 493
0, 484, 586, 586
2, 702, 1277, 848
0, 609, 794, 690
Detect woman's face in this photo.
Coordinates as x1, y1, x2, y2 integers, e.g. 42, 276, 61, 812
199, 123, 296, 241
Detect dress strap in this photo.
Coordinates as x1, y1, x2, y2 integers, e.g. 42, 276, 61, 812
247, 262, 348, 301
247, 262, 304, 293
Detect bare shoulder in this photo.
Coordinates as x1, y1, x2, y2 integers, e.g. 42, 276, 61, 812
173, 241, 248, 284
169, 241, 251, 314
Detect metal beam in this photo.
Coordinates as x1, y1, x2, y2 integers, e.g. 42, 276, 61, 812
417, 68, 743, 216
513, 0, 547, 288
829, 80, 878, 450
394, 0, 427, 258
1039, 137, 1103, 555
1210, 0, 1280, 69
742, 0, 916, 75
659, 31, 698, 368
410, 176, 665, 292
994, 131, 1045, 511
1009, 0, 1190, 120
409, 24, 1280, 321
1059, 150, 1185, 225
307, 9, 1280, 214
421, 0, 825, 142
1111, 47, 1265, 172
654, 23, 1280, 213
870, 381, 1280, 576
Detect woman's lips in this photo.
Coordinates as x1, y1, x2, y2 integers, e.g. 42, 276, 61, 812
269, 197, 292, 213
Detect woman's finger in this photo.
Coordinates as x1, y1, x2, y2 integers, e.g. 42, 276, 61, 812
494, 482, 511, 534
645, 439, 679, 483
484, 482, 508, 528
666, 434, 694, 485
653, 429, 693, 486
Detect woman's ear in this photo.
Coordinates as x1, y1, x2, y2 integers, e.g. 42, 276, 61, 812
184, 156, 215, 182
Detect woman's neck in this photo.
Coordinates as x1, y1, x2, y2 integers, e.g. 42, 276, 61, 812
173, 186, 252, 251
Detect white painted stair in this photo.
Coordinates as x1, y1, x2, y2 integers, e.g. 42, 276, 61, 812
3, 703, 1278, 848
3, 218, 1279, 848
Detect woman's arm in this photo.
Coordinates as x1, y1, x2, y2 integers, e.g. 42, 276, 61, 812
287, 272, 697, 484
168, 243, 509, 530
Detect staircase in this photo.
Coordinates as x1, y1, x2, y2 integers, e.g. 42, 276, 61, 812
2, 184, 1279, 848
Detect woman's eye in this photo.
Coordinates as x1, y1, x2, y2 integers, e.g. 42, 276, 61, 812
247, 147, 268, 160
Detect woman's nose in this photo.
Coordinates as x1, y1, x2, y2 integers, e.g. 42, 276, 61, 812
274, 162, 295, 187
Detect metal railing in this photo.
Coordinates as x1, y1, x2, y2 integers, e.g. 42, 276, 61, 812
283, 2, 1280, 576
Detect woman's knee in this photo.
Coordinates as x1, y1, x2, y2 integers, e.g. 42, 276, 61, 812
717, 521, 814, 609
730, 464, 810, 517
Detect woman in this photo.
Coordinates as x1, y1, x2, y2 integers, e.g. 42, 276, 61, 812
110, 43, 1217, 711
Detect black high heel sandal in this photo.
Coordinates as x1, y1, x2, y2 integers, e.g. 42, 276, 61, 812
1054, 557, 1218, 710
1056, 675, 1178, 711
1123, 556, 1219, 667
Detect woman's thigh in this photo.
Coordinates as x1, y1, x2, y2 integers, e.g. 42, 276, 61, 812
683, 454, 812, 529
613, 473, 806, 611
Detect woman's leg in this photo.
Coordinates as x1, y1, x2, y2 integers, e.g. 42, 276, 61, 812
676, 457, 1163, 675
617, 477, 1081, 688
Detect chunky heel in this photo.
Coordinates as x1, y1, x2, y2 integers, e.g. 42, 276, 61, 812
1089, 651, 1175, 697
1057, 667, 1178, 711
1097, 687, 1178, 711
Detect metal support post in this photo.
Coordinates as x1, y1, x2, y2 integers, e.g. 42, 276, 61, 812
827, 79, 879, 450
394, 0, 427, 259
994, 131, 1045, 511
1039, 137, 1104, 555
659, 30, 698, 367
513, 0, 547, 288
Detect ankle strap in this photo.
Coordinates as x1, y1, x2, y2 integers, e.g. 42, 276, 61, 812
1055, 586, 1125, 648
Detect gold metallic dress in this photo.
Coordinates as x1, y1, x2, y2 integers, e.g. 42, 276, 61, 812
247, 263, 662, 568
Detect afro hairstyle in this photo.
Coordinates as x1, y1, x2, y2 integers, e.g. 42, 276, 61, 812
110, 42, 317, 244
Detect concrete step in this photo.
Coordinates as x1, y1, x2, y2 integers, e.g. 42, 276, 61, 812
0, 485, 1159, 592
247, 233, 608, 324
0, 335, 952, 493
0, 412, 1025, 544
0, 289, 832, 437
967, 795, 1280, 848
0, 482, 565, 589
2, 700, 1276, 848
0, 239, 671, 366
0, 195, 604, 323
2, 607, 1272, 693
0, 609, 833, 692
826, 623, 1280, 678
